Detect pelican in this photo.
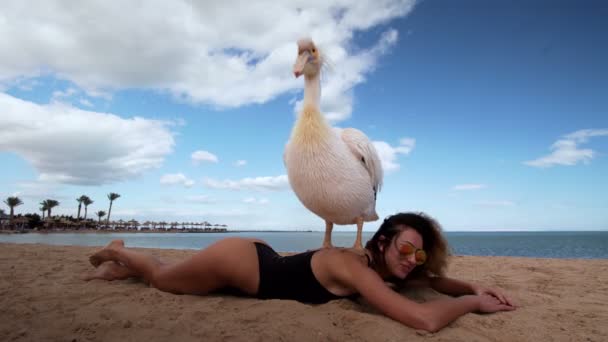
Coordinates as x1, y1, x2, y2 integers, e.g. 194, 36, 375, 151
284, 38, 383, 250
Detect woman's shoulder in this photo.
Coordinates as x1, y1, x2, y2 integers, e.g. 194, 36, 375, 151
316, 247, 370, 265
315, 248, 374, 281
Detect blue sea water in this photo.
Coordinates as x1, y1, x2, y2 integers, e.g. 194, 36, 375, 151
1, 230, 607, 259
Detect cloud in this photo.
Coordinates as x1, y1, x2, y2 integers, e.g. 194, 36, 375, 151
234, 160, 247, 167
294, 29, 400, 122
453, 184, 486, 191
0, 93, 174, 185
192, 150, 219, 164
10, 181, 64, 201
564, 129, 608, 142
0, 1, 415, 122
373, 137, 416, 172
51, 87, 78, 101
524, 129, 608, 168
160, 173, 195, 188
204, 175, 289, 191
106, 207, 251, 222
79, 98, 93, 107
14, 78, 41, 91
243, 197, 270, 205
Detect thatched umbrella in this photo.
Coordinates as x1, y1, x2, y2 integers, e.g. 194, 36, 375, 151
128, 219, 139, 231
58, 218, 73, 230
12, 216, 29, 231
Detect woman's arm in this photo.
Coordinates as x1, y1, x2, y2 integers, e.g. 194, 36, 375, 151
429, 276, 514, 306
336, 255, 512, 332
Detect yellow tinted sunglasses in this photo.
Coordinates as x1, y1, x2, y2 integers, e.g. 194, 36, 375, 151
397, 241, 427, 265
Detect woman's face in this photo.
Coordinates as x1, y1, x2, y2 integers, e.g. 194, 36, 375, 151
382, 228, 424, 279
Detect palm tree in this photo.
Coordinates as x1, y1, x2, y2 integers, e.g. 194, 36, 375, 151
76, 195, 87, 219
4, 196, 23, 221
106, 193, 120, 225
42, 199, 60, 218
83, 196, 94, 220
39, 201, 48, 219
96, 210, 106, 223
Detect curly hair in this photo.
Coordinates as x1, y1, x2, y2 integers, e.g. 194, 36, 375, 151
365, 212, 450, 279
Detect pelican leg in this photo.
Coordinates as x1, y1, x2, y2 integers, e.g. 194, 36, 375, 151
352, 217, 364, 250
322, 221, 334, 248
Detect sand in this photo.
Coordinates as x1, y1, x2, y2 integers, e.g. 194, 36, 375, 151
1, 243, 607, 342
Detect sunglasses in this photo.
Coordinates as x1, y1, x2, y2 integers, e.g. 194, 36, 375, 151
396, 241, 427, 265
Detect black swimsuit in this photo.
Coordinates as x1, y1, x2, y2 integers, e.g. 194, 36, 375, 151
254, 242, 352, 304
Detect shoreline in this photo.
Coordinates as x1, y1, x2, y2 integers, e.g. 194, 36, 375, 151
2, 228, 607, 235
0, 228, 231, 234
1, 241, 607, 261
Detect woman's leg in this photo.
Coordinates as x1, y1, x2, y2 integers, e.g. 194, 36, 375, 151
87, 238, 262, 296
89, 240, 163, 282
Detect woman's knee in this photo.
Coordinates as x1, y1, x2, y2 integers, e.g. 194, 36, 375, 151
149, 266, 182, 293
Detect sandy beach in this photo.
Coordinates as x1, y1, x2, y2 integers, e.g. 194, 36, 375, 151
1, 243, 607, 342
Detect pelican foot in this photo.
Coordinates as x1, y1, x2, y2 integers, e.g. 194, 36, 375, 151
348, 246, 366, 256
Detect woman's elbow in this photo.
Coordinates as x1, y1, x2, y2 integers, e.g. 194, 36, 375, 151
403, 312, 441, 333
420, 319, 441, 333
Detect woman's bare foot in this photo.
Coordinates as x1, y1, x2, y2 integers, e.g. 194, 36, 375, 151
82, 261, 133, 281
89, 240, 125, 267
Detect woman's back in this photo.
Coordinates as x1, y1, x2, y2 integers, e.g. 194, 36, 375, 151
255, 243, 360, 303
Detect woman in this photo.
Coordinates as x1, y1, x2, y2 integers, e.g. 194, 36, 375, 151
85, 212, 515, 332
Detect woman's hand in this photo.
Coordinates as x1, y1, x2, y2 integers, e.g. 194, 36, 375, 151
472, 284, 515, 307
476, 294, 517, 313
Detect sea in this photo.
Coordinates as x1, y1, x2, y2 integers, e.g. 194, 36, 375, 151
1, 230, 608, 259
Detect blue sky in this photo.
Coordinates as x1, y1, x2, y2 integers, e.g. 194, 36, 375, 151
1, 0, 607, 231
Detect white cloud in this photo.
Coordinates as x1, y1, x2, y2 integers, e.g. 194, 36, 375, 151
525, 129, 608, 168
234, 160, 247, 167
79, 98, 93, 107
204, 175, 289, 192
51, 87, 78, 101
10, 181, 64, 201
160, 173, 195, 188
564, 129, 608, 142
453, 184, 486, 191
0, 1, 415, 121
0, 93, 174, 185
14, 78, 41, 91
294, 29, 400, 122
192, 150, 219, 164
243, 197, 270, 205
373, 137, 416, 172
106, 207, 250, 223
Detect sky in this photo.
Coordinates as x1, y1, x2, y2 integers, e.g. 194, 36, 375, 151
1, 0, 607, 231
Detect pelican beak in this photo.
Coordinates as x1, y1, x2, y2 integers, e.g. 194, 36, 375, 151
293, 51, 310, 78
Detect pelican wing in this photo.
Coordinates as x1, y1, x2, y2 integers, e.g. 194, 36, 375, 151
340, 128, 384, 194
